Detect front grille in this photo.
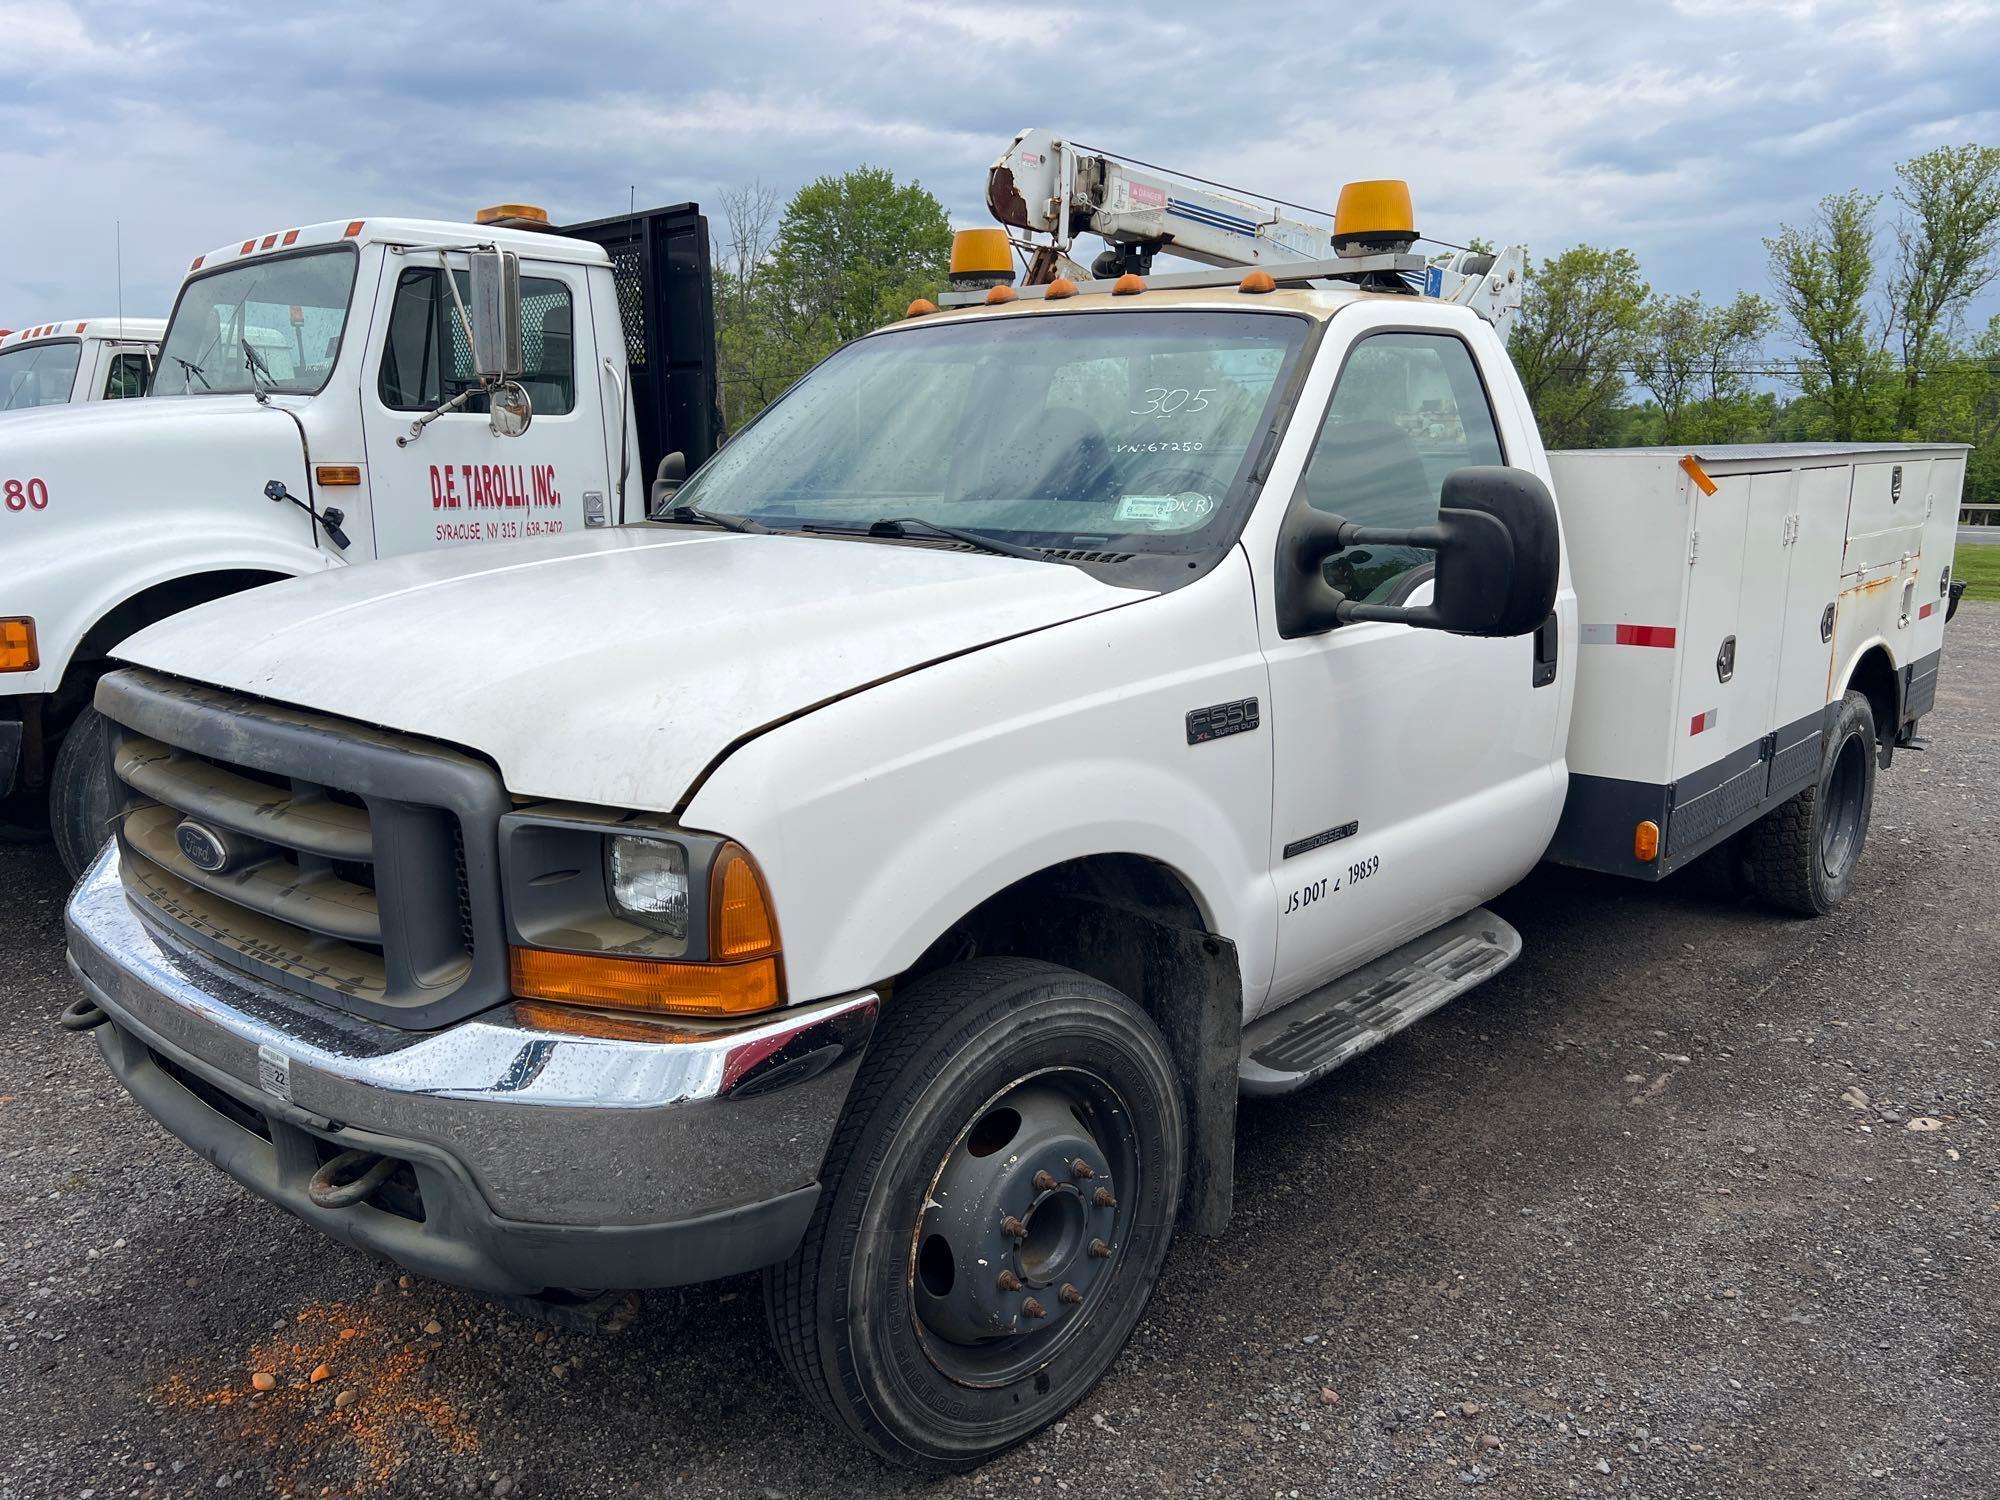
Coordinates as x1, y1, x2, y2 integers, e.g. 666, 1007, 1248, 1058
99, 668, 511, 1028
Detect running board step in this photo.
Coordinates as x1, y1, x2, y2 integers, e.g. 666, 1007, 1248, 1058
1238, 908, 1522, 1097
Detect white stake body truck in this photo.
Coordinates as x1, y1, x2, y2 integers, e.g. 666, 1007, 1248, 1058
0, 319, 163, 412
60, 183, 1960, 1470
1, 205, 719, 873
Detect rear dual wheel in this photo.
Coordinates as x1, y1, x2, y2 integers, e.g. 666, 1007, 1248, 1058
1746, 688, 1877, 915
765, 957, 1185, 1471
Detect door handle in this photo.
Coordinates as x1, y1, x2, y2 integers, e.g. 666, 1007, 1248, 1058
1532, 612, 1558, 688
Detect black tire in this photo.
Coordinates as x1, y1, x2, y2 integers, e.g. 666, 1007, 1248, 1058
765, 957, 1186, 1471
50, 705, 119, 880
1683, 830, 1751, 902
1746, 689, 1877, 915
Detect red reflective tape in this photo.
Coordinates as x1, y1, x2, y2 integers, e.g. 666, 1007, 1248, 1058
1616, 624, 1678, 648
1690, 709, 1716, 736
1919, 601, 1934, 620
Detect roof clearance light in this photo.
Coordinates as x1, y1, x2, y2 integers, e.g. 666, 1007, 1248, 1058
906, 298, 938, 317
1239, 270, 1276, 294
1044, 276, 1078, 300
985, 285, 1018, 305
240, 239, 257, 254
282, 229, 299, 246
949, 227, 1016, 290
74, 322, 87, 334
1333, 179, 1417, 257
1111, 273, 1147, 296
476, 203, 551, 228
189, 255, 205, 271
344, 221, 365, 238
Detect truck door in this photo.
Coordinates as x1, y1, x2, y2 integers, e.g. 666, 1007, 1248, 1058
1254, 313, 1566, 1012
359, 251, 610, 557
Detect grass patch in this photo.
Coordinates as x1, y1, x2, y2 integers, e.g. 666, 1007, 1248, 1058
1955, 542, 2000, 602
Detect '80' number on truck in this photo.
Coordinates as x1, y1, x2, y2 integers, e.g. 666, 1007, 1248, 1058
4, 478, 50, 512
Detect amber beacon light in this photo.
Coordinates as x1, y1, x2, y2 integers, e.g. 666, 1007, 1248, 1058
949, 227, 1017, 291
1333, 179, 1417, 256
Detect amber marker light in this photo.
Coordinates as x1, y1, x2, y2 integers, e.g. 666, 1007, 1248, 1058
0, 618, 38, 673
985, 285, 1018, 305
1111, 273, 1147, 296
315, 465, 362, 487
1044, 277, 1078, 299
1239, 270, 1277, 294
1634, 820, 1661, 864
906, 298, 939, 317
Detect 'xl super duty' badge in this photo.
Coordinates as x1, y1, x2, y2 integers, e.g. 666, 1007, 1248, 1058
1186, 698, 1259, 745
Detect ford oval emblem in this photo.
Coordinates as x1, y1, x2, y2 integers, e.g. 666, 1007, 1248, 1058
175, 819, 230, 873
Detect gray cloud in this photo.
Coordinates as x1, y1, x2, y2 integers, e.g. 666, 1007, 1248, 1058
4, 0, 1997, 342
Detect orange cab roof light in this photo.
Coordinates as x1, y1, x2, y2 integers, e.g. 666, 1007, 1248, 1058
905, 298, 938, 317
1044, 276, 1078, 299
1111, 273, 1147, 296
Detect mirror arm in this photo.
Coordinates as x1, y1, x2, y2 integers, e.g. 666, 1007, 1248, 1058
396, 384, 485, 447
439, 250, 482, 368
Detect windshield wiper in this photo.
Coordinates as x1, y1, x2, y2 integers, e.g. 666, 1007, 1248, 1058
173, 356, 211, 390
663, 503, 770, 534
242, 339, 275, 404
803, 516, 1046, 562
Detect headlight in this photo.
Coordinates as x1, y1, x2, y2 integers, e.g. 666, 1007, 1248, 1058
607, 834, 690, 938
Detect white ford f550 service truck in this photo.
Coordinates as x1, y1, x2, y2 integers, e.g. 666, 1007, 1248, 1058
1, 205, 719, 875
61, 185, 1961, 1469
0, 319, 163, 412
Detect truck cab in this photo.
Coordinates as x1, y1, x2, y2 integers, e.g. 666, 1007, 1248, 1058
61, 186, 1956, 1472
0, 319, 163, 412
1, 204, 717, 871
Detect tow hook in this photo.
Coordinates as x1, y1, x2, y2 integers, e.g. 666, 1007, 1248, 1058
308, 1149, 397, 1210
58, 997, 109, 1032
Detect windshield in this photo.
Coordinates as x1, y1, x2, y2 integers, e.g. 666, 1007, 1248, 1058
153, 248, 358, 397
0, 340, 83, 411
674, 309, 1310, 554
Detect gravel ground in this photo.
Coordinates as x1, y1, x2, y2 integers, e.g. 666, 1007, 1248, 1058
2, 607, 1996, 1500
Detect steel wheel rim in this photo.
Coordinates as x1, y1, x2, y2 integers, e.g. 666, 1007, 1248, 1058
1820, 731, 1867, 878
905, 1065, 1141, 1389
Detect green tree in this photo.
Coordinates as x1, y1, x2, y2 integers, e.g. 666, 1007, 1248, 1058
1886, 144, 2000, 434
764, 165, 954, 368
1765, 191, 1890, 439
1507, 246, 1651, 447
1634, 290, 1777, 442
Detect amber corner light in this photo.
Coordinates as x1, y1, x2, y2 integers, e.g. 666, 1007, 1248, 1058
0, 617, 39, 673
1634, 820, 1661, 864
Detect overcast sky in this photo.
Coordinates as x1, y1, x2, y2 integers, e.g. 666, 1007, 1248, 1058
4, 0, 1998, 343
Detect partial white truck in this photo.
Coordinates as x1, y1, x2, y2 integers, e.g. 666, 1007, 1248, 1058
60, 180, 1961, 1470
0, 319, 163, 412
0, 204, 719, 872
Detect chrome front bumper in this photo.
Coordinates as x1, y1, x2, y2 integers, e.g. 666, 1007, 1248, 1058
65, 845, 878, 1294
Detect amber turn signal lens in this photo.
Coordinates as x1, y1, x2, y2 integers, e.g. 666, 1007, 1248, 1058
0, 617, 38, 673
1634, 820, 1661, 863
315, 465, 362, 486
510, 948, 781, 1018
711, 844, 780, 960
511, 1000, 708, 1043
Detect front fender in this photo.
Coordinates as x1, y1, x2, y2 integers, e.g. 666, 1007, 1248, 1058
683, 551, 1280, 1008
0, 397, 324, 693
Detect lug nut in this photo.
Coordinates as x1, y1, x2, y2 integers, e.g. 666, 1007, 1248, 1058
1022, 1297, 1047, 1319
1000, 1215, 1027, 1241
1092, 1188, 1117, 1209
996, 1269, 1023, 1293
1089, 1238, 1112, 1259
1059, 1283, 1083, 1305
1070, 1159, 1096, 1180
1032, 1169, 1057, 1193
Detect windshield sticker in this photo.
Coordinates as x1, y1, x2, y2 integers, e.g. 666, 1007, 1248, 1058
1116, 492, 1216, 526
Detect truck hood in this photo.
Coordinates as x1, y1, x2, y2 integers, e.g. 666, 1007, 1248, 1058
114, 526, 1152, 812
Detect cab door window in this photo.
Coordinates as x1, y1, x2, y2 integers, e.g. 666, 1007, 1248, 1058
102, 352, 151, 399
377, 268, 575, 416
1299, 331, 1504, 604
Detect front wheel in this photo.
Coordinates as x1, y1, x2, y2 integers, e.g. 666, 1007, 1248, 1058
51, 705, 119, 880
765, 958, 1186, 1471
1746, 689, 1877, 915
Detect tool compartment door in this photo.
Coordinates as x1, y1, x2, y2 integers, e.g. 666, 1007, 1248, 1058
1766, 465, 1851, 792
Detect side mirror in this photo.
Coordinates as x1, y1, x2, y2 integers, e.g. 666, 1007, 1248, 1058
650, 451, 688, 513
1277, 466, 1559, 639
467, 249, 523, 381
488, 381, 533, 438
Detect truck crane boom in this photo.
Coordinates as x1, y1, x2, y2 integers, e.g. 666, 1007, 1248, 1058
982, 126, 1526, 335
